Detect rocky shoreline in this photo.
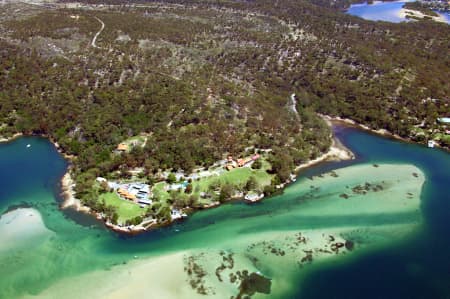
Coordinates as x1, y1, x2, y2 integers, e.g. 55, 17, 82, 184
0, 133, 23, 143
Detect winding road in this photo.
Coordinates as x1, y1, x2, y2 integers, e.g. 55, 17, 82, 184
289, 93, 300, 119
91, 16, 105, 48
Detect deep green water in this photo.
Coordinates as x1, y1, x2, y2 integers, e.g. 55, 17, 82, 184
0, 126, 449, 299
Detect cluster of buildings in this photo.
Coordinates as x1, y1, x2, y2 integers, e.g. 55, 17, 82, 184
117, 183, 152, 206
425, 117, 450, 148
97, 178, 153, 207
225, 154, 260, 171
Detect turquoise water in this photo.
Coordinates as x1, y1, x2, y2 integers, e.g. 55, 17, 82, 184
346, 0, 450, 24
0, 126, 449, 298
297, 126, 450, 299
346, 1, 409, 22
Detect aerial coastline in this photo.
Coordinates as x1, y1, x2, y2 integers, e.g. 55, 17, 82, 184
2, 113, 442, 235
20, 161, 426, 299
0, 0, 449, 297
1, 119, 447, 299
5, 113, 439, 235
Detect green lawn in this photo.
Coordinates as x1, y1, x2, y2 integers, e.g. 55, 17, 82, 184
99, 192, 145, 223
152, 182, 171, 201
191, 166, 272, 193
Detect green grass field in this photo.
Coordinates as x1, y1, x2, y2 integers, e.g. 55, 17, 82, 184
191, 166, 272, 193
99, 192, 145, 223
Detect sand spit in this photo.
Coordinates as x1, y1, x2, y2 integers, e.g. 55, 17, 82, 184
21, 252, 206, 299
398, 8, 447, 23
22, 224, 420, 299
296, 137, 354, 172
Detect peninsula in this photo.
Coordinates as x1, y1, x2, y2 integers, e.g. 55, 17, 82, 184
0, 0, 448, 232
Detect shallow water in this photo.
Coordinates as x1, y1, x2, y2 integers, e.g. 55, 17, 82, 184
296, 126, 450, 299
346, 0, 409, 22
0, 126, 449, 298
346, 0, 450, 24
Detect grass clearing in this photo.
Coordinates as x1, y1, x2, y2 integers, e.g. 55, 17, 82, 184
191, 167, 272, 193
99, 192, 145, 223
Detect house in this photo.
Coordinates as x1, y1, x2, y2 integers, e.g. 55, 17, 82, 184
226, 164, 234, 171
200, 192, 210, 198
237, 157, 253, 167
138, 199, 152, 205
118, 188, 136, 201
107, 181, 120, 190
170, 209, 187, 220
251, 154, 260, 161
96, 177, 107, 183
237, 158, 245, 167
117, 143, 129, 151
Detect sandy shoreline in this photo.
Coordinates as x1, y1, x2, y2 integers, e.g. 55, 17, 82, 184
296, 131, 354, 172
323, 114, 408, 141
398, 8, 448, 23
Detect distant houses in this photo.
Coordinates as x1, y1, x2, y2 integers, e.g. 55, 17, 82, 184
115, 136, 147, 153
116, 143, 129, 152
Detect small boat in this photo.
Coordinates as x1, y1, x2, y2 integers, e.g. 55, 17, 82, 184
26, 144, 31, 148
